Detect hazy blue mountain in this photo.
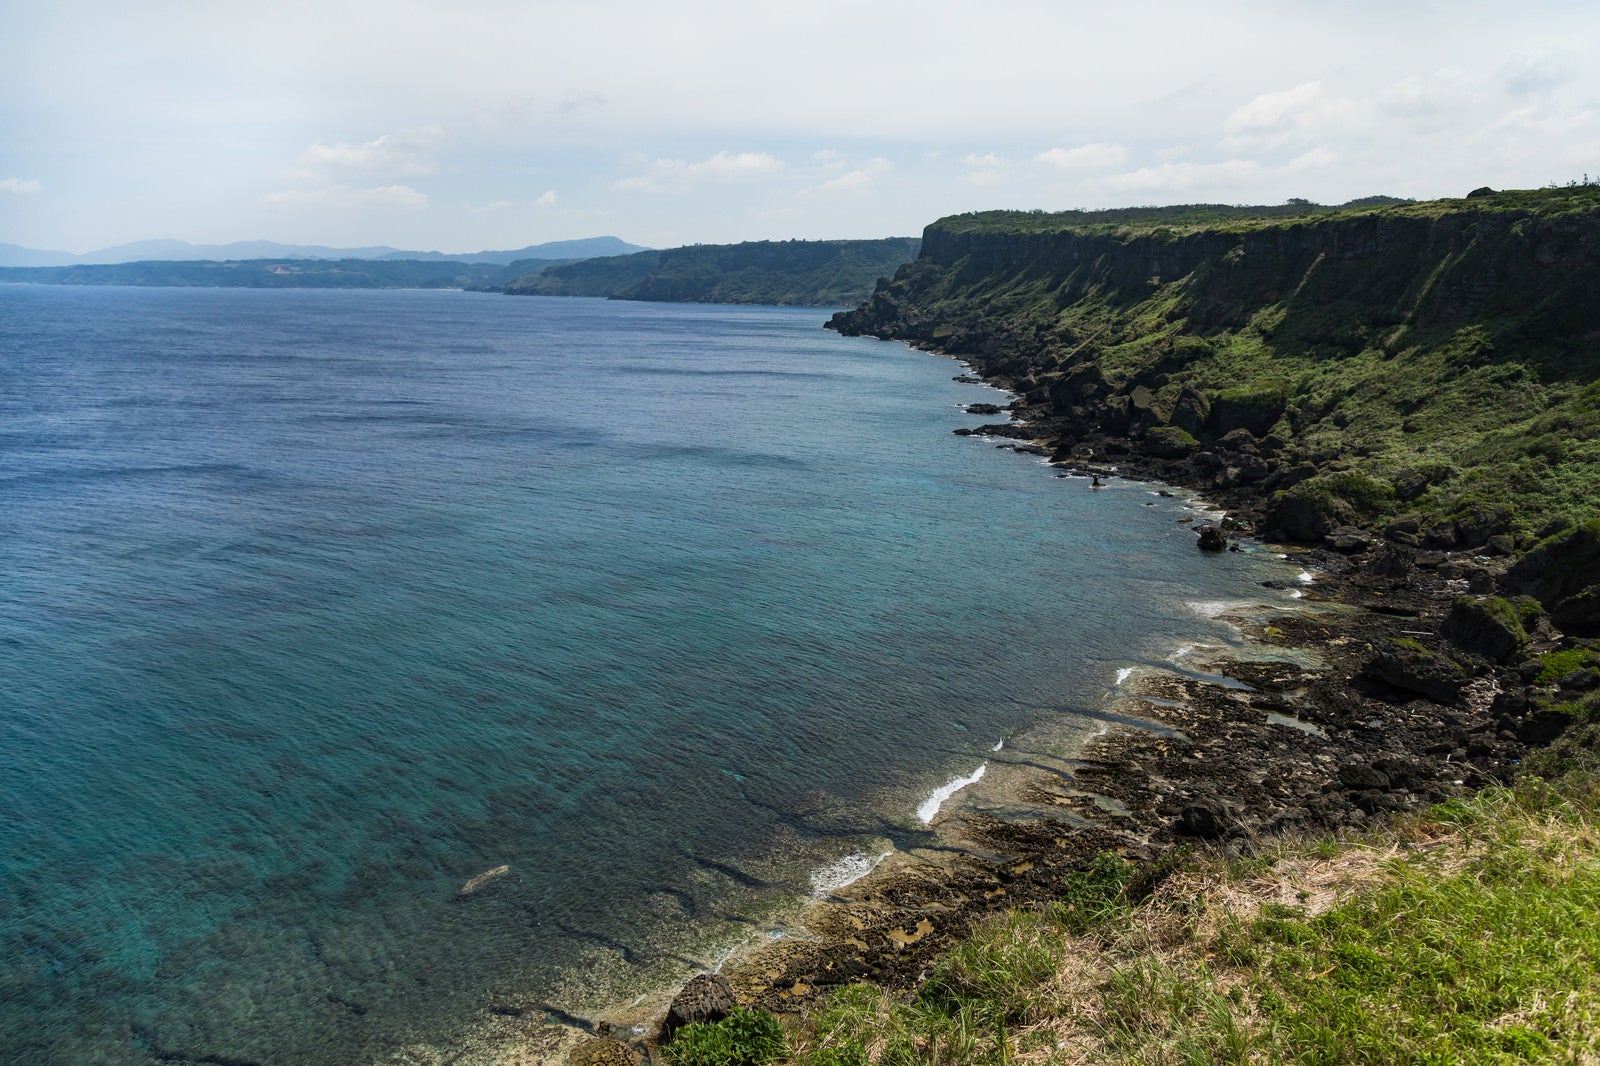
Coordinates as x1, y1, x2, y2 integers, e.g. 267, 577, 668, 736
0, 236, 648, 267
0, 242, 80, 267
375, 236, 648, 264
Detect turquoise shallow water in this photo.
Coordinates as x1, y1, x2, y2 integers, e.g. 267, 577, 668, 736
0, 287, 1290, 1062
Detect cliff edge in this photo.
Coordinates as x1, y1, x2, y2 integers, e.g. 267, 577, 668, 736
830, 188, 1600, 564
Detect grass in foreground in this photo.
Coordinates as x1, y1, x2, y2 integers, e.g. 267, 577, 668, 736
757, 775, 1600, 1065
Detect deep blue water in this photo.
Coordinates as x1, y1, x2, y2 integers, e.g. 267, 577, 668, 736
0, 286, 1289, 1063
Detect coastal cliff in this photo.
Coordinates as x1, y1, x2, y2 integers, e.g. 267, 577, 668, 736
599, 189, 1600, 1063
830, 189, 1600, 553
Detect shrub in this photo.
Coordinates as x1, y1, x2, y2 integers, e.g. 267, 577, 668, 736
664, 1008, 787, 1066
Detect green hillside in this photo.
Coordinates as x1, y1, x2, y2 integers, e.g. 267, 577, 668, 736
503, 237, 921, 306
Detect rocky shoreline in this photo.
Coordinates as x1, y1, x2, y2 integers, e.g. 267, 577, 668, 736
556, 351, 1593, 1065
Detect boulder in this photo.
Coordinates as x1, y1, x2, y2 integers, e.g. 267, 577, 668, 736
1505, 520, 1600, 634
1176, 804, 1228, 839
1360, 642, 1467, 704
1196, 525, 1229, 552
660, 973, 736, 1043
1144, 424, 1198, 458
1325, 527, 1373, 554
1337, 762, 1391, 791
1366, 546, 1414, 579
1441, 596, 1537, 664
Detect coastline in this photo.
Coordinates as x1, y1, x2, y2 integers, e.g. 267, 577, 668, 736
450, 357, 1533, 1066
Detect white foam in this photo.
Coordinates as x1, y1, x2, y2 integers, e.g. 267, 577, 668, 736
992, 739, 1004, 752
917, 763, 987, 824
1116, 666, 1135, 686
1298, 570, 1315, 584
1185, 600, 1236, 618
809, 849, 892, 895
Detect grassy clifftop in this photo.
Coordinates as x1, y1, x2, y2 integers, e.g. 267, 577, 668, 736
831, 188, 1600, 544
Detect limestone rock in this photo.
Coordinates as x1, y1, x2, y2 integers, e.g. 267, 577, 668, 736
568, 1038, 636, 1066
660, 973, 736, 1043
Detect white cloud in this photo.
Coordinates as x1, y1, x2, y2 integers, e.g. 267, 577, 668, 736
298, 127, 443, 177
1289, 147, 1338, 170
963, 152, 1006, 167
1035, 143, 1129, 169
615, 150, 784, 192
264, 184, 429, 209
0, 177, 42, 194
1221, 83, 1368, 153
1225, 83, 1326, 136
1100, 160, 1260, 193
688, 150, 783, 179
466, 198, 513, 213
819, 157, 889, 193
535, 190, 557, 208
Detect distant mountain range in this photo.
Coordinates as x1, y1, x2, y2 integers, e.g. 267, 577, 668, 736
0, 235, 648, 268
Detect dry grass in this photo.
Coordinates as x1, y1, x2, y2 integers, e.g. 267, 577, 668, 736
789, 777, 1600, 1066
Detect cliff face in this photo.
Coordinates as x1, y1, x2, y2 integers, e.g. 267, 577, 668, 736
830, 190, 1600, 549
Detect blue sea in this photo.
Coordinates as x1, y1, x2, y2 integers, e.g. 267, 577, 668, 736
0, 286, 1293, 1063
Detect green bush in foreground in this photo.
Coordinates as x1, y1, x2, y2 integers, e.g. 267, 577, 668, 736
665, 1007, 788, 1066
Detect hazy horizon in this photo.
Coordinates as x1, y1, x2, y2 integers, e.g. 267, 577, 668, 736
4, 1, 1598, 255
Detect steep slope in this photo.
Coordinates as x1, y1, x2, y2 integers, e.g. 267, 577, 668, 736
830, 189, 1600, 547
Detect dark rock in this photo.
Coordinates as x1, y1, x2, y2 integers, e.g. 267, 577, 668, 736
1326, 527, 1373, 554
1176, 804, 1228, 839
1337, 762, 1391, 790
964, 402, 1005, 415
1452, 503, 1511, 548
1486, 534, 1516, 556
1424, 521, 1459, 549
1559, 669, 1600, 691
1505, 520, 1600, 633
954, 422, 1035, 439
1441, 596, 1535, 664
1217, 427, 1259, 452
1170, 387, 1211, 435
1386, 515, 1423, 537
1366, 546, 1414, 579
1144, 424, 1197, 458
1360, 642, 1467, 704
1196, 525, 1229, 552
1269, 493, 1337, 542
660, 973, 736, 1043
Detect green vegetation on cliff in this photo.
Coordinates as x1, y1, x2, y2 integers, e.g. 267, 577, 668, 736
504, 238, 920, 306
831, 188, 1600, 541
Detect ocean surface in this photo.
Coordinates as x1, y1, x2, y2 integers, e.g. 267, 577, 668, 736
0, 286, 1294, 1063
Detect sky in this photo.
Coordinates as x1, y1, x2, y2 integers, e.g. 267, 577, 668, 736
3, 0, 1599, 255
